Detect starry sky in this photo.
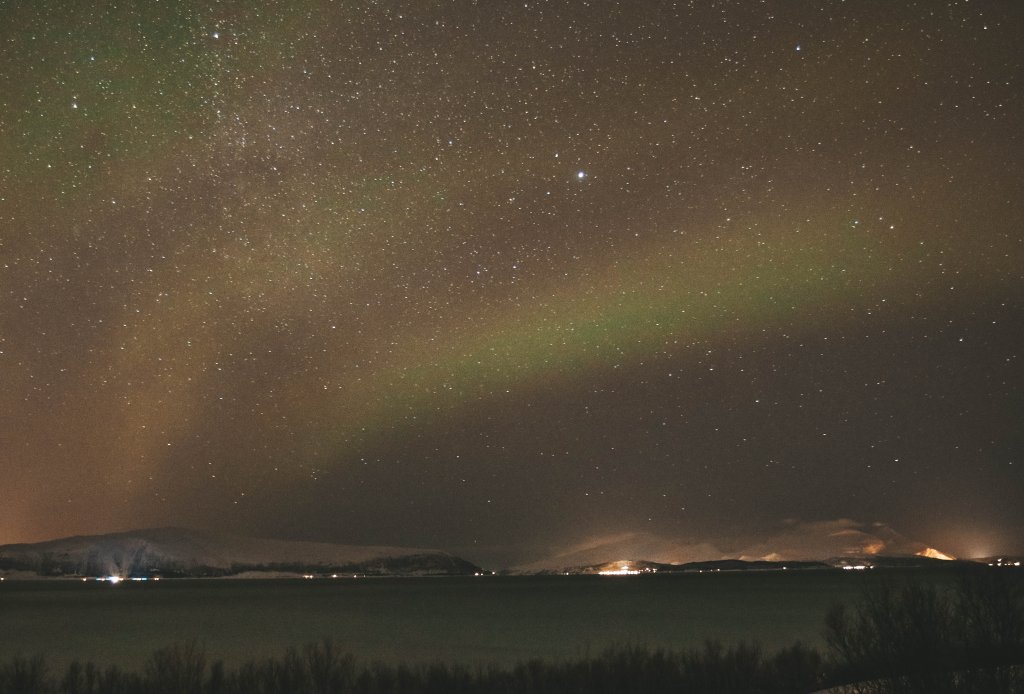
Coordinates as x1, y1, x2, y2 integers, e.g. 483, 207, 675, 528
2, 0, 1021, 567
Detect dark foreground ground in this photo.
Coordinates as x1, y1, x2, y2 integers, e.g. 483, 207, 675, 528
1, 637, 1023, 694
2, 567, 1022, 693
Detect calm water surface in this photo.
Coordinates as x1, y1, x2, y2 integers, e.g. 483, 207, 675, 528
0, 569, 977, 670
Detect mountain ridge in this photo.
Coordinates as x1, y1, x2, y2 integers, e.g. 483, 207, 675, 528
0, 527, 484, 578
505, 555, 974, 576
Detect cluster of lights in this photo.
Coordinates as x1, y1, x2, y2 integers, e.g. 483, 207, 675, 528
988, 558, 1021, 568
597, 561, 656, 576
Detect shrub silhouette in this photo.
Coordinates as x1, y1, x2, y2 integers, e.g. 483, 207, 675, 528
61, 661, 139, 694
144, 641, 207, 694
302, 640, 356, 694
0, 655, 48, 694
824, 569, 1024, 692
0, 641, 825, 694
764, 642, 823, 693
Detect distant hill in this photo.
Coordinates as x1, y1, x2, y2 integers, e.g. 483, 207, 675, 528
513, 558, 830, 575
0, 528, 484, 578
508, 555, 976, 576
507, 525, 964, 574
827, 555, 977, 569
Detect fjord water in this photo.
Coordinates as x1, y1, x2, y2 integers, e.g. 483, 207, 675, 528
0, 570, 962, 671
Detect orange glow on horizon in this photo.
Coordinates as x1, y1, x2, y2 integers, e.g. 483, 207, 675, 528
598, 560, 643, 575
863, 541, 885, 555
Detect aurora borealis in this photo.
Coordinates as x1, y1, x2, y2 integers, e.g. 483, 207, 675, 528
2, 0, 1021, 566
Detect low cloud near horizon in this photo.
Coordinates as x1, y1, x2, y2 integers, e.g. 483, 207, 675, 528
514, 519, 948, 571
735, 518, 939, 562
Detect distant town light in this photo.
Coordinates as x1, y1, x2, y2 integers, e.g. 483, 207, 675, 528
598, 561, 649, 576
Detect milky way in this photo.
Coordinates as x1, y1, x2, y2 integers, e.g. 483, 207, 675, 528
2, 0, 1021, 566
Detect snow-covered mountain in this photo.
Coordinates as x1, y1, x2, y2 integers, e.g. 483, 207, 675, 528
508, 523, 961, 574
0, 527, 484, 578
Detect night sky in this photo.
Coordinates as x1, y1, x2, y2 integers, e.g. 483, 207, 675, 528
2, 0, 1021, 568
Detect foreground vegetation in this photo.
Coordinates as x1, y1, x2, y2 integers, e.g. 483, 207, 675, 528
2, 569, 1022, 693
